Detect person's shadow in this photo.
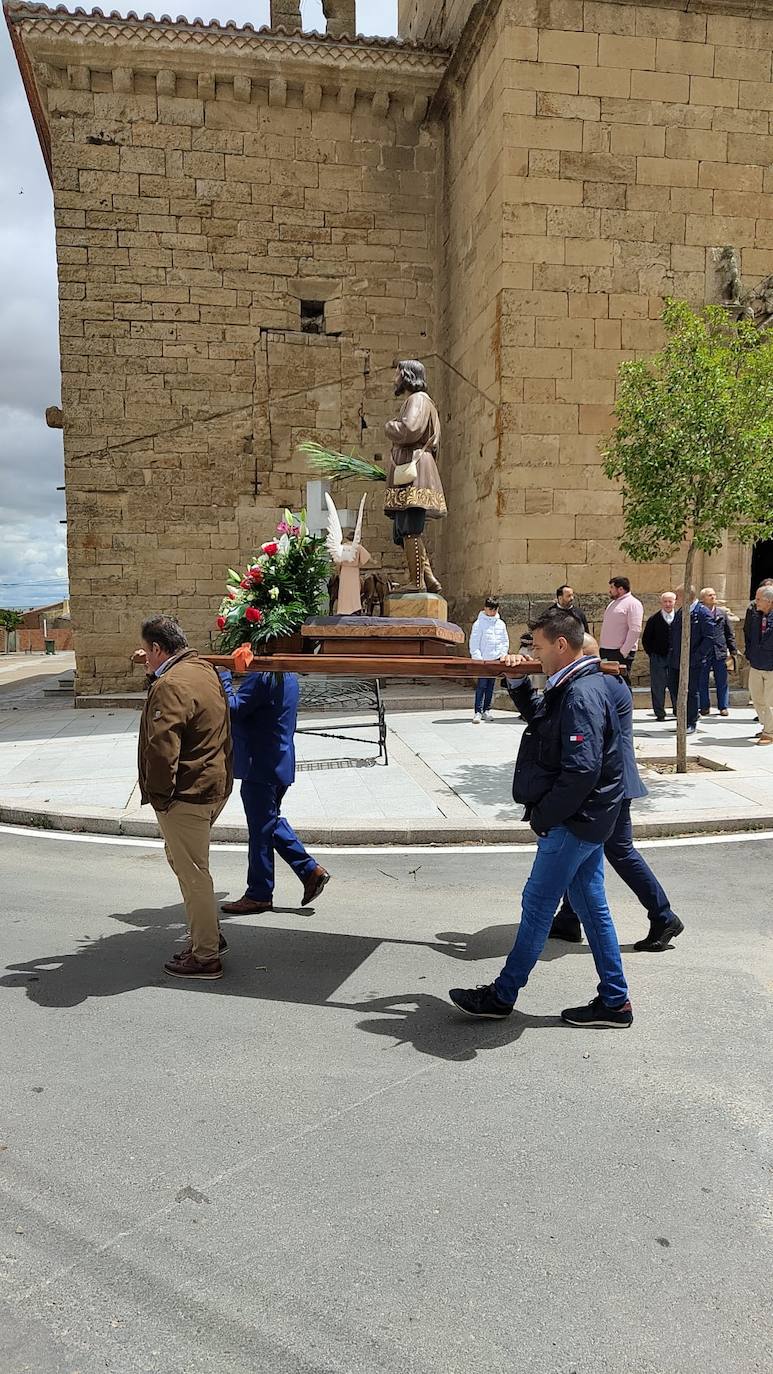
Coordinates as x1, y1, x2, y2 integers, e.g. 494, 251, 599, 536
1, 908, 582, 1061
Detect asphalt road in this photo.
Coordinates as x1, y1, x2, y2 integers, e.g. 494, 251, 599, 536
0, 826, 770, 1374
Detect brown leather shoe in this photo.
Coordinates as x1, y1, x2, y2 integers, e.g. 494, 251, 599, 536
172, 931, 229, 961
220, 895, 273, 914
302, 865, 330, 907
164, 952, 223, 980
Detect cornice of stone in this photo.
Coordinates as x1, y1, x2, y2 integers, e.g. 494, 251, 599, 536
4, 4, 449, 76
4, 2, 449, 182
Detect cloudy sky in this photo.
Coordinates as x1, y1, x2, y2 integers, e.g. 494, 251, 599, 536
0, 0, 396, 609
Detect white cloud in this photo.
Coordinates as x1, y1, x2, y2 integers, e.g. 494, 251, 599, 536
0, 1, 397, 607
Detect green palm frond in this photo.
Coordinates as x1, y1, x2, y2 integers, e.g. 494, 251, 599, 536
299, 440, 386, 483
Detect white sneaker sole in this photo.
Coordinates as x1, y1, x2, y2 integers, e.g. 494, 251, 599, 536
450, 997, 511, 1019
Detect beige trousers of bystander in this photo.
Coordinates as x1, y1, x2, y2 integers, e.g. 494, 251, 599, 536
156, 800, 224, 960
749, 667, 773, 738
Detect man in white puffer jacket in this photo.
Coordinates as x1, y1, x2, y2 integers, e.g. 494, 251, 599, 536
469, 598, 510, 721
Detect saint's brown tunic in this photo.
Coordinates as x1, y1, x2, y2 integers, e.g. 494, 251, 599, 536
383, 391, 447, 519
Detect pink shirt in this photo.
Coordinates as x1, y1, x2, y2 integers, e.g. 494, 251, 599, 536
600, 591, 644, 656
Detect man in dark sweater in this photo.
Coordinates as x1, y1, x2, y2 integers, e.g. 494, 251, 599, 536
641, 591, 676, 720
744, 583, 773, 744
449, 607, 632, 1029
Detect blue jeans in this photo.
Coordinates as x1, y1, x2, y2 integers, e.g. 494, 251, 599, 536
699, 656, 729, 712
649, 652, 674, 717
474, 678, 495, 714
563, 800, 675, 924
241, 779, 318, 902
494, 825, 629, 1008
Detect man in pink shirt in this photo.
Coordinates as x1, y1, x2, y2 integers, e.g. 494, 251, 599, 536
600, 576, 644, 694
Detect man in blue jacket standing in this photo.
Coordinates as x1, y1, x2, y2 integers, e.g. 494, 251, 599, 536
550, 635, 684, 953
669, 585, 714, 733
218, 670, 330, 914
450, 608, 632, 1028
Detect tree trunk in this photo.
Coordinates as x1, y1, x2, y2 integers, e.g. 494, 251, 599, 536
676, 542, 697, 773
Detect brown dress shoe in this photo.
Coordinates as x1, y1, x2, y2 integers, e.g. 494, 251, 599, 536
173, 931, 229, 961
164, 952, 223, 980
220, 895, 273, 914
302, 865, 330, 907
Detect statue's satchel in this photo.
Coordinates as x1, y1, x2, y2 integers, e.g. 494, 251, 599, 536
392, 456, 418, 486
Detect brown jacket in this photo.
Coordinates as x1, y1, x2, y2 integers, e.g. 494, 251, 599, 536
383, 390, 447, 519
138, 650, 233, 812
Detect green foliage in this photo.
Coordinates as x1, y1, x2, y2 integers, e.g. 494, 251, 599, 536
215, 510, 330, 651
603, 298, 773, 562
299, 440, 386, 484
0, 609, 24, 633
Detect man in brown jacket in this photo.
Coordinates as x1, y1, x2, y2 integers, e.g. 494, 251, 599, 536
134, 615, 233, 980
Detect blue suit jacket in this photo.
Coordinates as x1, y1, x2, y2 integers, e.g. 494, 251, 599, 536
218, 671, 298, 787
604, 671, 647, 802
669, 604, 714, 672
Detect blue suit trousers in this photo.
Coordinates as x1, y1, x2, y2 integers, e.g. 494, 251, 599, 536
241, 778, 317, 902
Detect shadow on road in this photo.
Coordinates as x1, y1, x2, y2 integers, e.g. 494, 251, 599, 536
1, 907, 584, 1061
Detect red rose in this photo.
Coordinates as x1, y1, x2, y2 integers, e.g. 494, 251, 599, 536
245, 606, 263, 623
261, 541, 278, 556
216, 615, 226, 630
248, 565, 263, 582
240, 578, 252, 589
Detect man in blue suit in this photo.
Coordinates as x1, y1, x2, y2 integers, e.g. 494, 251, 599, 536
669, 584, 715, 732
551, 636, 684, 953
218, 670, 330, 914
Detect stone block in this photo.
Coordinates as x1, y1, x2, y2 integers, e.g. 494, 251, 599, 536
384, 592, 448, 620
598, 34, 656, 70
665, 128, 728, 162
629, 70, 689, 103
539, 29, 599, 66
655, 38, 715, 76
579, 66, 631, 99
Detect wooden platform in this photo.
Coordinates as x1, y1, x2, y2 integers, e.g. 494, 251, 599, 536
301, 615, 465, 660
203, 650, 622, 680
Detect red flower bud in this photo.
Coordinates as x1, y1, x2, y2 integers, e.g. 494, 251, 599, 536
216, 615, 226, 630
240, 578, 252, 589
261, 541, 279, 556
245, 606, 263, 623
248, 565, 263, 582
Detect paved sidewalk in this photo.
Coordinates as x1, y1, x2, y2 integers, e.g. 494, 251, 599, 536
0, 688, 771, 841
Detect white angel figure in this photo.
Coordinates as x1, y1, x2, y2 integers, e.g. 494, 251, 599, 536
325, 491, 371, 615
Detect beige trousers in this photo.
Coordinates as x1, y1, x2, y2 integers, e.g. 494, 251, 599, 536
749, 667, 773, 737
156, 800, 223, 960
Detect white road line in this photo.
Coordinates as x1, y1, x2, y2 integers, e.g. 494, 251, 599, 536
1, 822, 772, 853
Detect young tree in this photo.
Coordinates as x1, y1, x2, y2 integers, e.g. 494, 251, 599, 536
603, 299, 773, 771
0, 609, 24, 652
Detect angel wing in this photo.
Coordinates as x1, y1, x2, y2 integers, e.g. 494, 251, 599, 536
352, 493, 367, 551
324, 491, 345, 561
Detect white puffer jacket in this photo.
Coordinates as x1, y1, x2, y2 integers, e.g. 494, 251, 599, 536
469, 611, 509, 661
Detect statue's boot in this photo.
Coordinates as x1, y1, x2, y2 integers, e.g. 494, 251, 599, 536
394, 535, 426, 592
421, 546, 443, 594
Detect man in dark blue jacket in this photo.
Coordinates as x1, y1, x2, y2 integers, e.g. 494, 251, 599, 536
551, 635, 684, 953
449, 608, 632, 1028
744, 583, 773, 744
218, 670, 329, 913
669, 586, 714, 732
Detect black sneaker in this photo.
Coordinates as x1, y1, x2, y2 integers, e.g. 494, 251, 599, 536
449, 983, 513, 1019
549, 913, 583, 943
634, 915, 684, 952
561, 996, 633, 1028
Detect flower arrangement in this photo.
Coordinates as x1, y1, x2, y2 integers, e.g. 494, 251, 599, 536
215, 509, 330, 652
